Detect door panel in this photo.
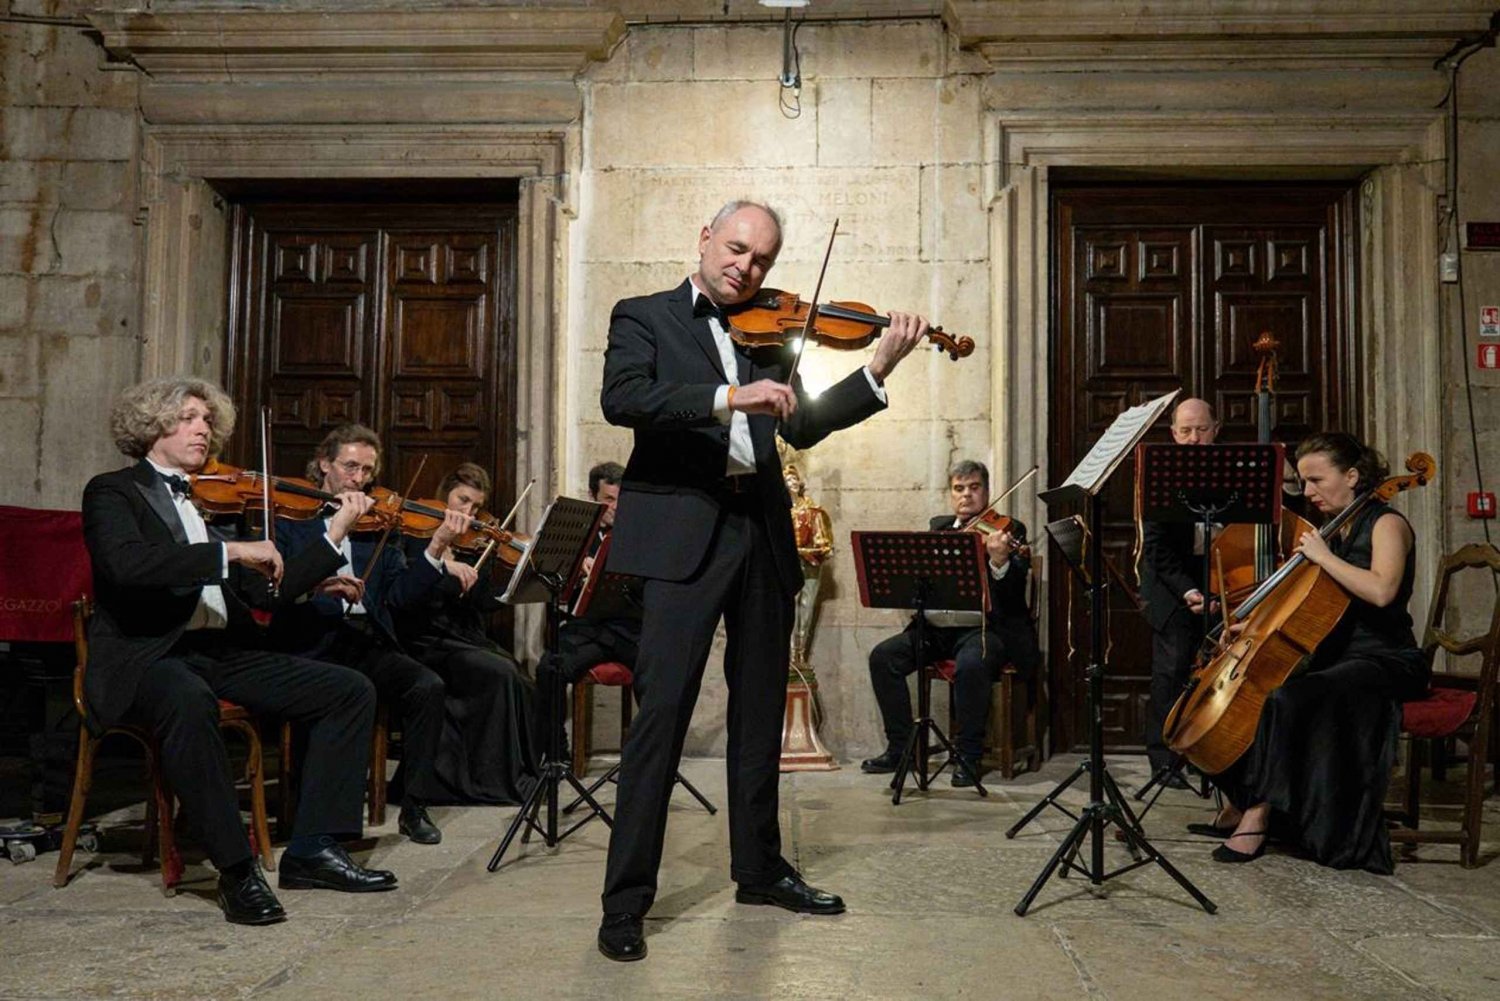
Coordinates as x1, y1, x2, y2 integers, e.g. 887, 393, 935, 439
1049, 184, 1358, 753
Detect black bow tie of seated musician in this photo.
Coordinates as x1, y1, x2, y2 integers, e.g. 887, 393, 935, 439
160, 472, 191, 498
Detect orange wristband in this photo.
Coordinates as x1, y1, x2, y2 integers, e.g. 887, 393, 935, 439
726, 385, 737, 409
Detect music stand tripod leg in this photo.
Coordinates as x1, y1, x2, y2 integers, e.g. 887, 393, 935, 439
1005, 760, 1086, 839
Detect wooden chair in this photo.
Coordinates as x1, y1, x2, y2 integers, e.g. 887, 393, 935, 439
54, 599, 275, 893
921, 555, 1044, 780
1390, 543, 1500, 867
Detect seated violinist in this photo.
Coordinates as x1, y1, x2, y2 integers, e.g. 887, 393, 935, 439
82, 377, 396, 926
391, 462, 539, 804
1199, 432, 1428, 871
539, 462, 634, 737
270, 424, 468, 846
862, 459, 1039, 786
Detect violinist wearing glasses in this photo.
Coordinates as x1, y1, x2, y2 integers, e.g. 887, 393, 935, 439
81, 377, 395, 925
391, 462, 539, 806
594, 199, 930, 961
271, 424, 469, 847
862, 459, 1039, 787
1198, 432, 1428, 873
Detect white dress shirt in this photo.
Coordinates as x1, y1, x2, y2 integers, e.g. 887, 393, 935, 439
689, 278, 887, 477
147, 458, 229, 631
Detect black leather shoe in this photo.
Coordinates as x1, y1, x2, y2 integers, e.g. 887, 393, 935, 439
399, 802, 442, 845
951, 757, 984, 788
860, 747, 904, 774
1211, 831, 1268, 863
598, 913, 646, 962
278, 843, 398, 892
217, 866, 286, 925
735, 872, 845, 915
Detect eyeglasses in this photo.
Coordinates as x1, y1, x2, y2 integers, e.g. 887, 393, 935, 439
334, 460, 376, 475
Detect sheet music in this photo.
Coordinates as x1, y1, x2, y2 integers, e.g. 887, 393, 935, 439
1054, 389, 1180, 496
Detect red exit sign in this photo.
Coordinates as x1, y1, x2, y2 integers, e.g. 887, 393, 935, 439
1468, 222, 1500, 249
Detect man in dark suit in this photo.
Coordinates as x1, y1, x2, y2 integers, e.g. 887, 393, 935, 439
595, 200, 929, 961
861, 459, 1040, 786
1139, 397, 1219, 785
271, 424, 468, 846
83, 377, 397, 926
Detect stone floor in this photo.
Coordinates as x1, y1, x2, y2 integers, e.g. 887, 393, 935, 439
2, 753, 1498, 1000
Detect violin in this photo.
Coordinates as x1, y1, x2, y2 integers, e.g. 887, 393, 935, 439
188, 460, 397, 533
725, 288, 975, 361
1164, 451, 1436, 774
401, 496, 530, 568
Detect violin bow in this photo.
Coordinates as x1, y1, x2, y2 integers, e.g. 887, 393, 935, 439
784, 217, 839, 389
472, 477, 534, 576
960, 464, 1040, 532
358, 454, 427, 584
257, 405, 281, 605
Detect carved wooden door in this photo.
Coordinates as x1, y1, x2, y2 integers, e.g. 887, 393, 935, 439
1049, 184, 1357, 752
225, 201, 517, 506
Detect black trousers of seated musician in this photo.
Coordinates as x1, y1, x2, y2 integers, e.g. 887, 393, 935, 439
317, 619, 445, 805
1145, 610, 1205, 773
540, 617, 640, 759
126, 634, 374, 869
602, 500, 793, 918
869, 625, 1010, 763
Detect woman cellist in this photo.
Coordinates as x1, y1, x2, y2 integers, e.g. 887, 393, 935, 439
1203, 432, 1429, 871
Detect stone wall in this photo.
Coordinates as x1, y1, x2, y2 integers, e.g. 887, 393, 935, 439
571, 19, 988, 756
0, 3, 140, 509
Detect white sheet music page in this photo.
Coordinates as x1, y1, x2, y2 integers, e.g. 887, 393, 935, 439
1056, 389, 1181, 496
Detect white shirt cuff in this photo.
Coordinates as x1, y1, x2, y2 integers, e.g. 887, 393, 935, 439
861, 366, 888, 403
424, 549, 445, 573
713, 384, 733, 423
323, 532, 342, 557
220, 543, 230, 579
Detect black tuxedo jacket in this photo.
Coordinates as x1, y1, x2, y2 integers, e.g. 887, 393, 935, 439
392, 534, 506, 654
601, 279, 886, 596
270, 515, 443, 658
915, 513, 1040, 673
1138, 520, 1202, 631
80, 459, 344, 727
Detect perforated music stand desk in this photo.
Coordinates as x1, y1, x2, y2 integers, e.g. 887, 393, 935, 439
852, 530, 990, 802
1137, 443, 1285, 527
488, 496, 607, 872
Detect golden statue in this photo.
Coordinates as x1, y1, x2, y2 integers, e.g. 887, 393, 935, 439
780, 460, 837, 770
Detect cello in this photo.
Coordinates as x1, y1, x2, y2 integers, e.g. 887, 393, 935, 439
1163, 451, 1436, 774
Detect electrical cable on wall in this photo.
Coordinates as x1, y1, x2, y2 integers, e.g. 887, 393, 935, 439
1435, 11, 1500, 548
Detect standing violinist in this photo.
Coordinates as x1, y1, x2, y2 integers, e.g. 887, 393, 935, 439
862, 459, 1039, 786
1203, 432, 1428, 871
391, 462, 539, 804
594, 200, 929, 961
82, 377, 397, 925
1138, 397, 1220, 789
270, 424, 468, 847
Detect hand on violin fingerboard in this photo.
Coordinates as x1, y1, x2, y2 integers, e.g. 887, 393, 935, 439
427, 508, 470, 557
867, 311, 930, 383
730, 379, 798, 420
327, 491, 375, 544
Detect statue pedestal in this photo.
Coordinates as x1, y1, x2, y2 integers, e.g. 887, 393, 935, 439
779, 679, 838, 772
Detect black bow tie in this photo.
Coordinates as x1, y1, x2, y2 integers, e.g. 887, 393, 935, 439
160, 472, 190, 498
693, 296, 726, 323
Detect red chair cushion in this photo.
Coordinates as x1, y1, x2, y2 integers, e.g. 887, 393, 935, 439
929, 659, 957, 682
587, 661, 634, 687
1402, 687, 1477, 738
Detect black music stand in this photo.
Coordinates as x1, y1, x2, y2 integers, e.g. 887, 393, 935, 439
1006, 391, 1215, 917
487, 497, 610, 872
851, 530, 990, 803
1133, 442, 1284, 808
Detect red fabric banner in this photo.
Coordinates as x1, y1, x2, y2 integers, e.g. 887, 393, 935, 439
0, 505, 92, 643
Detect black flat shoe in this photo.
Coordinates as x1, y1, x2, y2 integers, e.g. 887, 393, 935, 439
1211, 831, 1268, 863
399, 802, 442, 845
278, 843, 398, 892
735, 872, 845, 915
950, 757, 985, 788
860, 748, 904, 774
1186, 821, 1237, 838
217, 865, 286, 926
598, 913, 646, 962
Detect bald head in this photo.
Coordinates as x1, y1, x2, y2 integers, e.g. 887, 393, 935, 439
696, 201, 782, 306
1170, 398, 1218, 445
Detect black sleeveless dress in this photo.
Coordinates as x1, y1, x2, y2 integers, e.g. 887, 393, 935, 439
1214, 501, 1428, 873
